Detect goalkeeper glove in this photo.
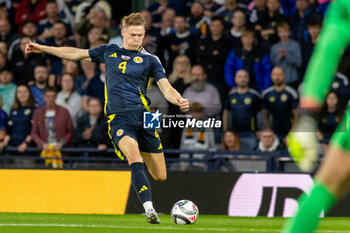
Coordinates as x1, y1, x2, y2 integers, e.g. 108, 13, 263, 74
287, 109, 319, 172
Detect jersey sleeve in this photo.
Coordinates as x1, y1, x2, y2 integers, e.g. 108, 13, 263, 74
302, 0, 350, 103
149, 54, 166, 82
88, 44, 108, 63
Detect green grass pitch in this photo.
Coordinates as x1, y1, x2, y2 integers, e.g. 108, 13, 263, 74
0, 213, 350, 233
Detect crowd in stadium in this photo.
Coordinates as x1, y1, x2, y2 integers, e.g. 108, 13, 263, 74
0, 0, 348, 166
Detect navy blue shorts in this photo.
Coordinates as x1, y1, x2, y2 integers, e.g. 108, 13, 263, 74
107, 111, 163, 160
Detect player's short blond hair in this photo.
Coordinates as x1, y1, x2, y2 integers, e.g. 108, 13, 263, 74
122, 13, 146, 29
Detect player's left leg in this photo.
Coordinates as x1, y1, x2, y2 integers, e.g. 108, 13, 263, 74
138, 128, 166, 181
141, 152, 167, 181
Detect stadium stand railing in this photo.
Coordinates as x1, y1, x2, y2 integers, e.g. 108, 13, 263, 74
0, 147, 300, 172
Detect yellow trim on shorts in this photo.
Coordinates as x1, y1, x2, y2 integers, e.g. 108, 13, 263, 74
146, 77, 152, 90
104, 81, 108, 115
107, 114, 124, 160
155, 129, 163, 150
139, 87, 151, 111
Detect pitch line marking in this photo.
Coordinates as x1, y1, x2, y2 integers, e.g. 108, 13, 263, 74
0, 223, 349, 232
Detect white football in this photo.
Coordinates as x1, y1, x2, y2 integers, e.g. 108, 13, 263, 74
171, 200, 199, 224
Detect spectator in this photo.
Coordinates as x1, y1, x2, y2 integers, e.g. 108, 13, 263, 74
74, 60, 98, 95
8, 21, 42, 61
187, 2, 210, 38
31, 87, 74, 151
62, 60, 79, 77
255, 128, 285, 151
248, 0, 268, 26
0, 68, 16, 115
56, 73, 83, 127
82, 63, 105, 111
0, 18, 18, 47
318, 0, 330, 16
179, 102, 215, 171
75, 5, 115, 49
156, 8, 176, 70
147, 0, 176, 25
223, 70, 261, 150
21, 20, 38, 38
226, 9, 246, 48
331, 72, 350, 104
168, 15, 198, 66
37, 0, 72, 40
290, 0, 321, 44
148, 79, 169, 115
11, 36, 46, 85
168, 55, 192, 97
74, 0, 111, 26
221, 129, 240, 151
0, 96, 7, 150
262, 66, 299, 140
183, 64, 222, 118
158, 7, 176, 36
203, 0, 222, 18
225, 28, 273, 92
215, 0, 245, 28
0, 42, 8, 58
301, 17, 321, 77
108, 18, 122, 46
165, 55, 192, 150
87, 27, 105, 49
140, 10, 161, 54
0, 50, 7, 71
196, 16, 231, 102
215, 129, 240, 171
270, 22, 302, 88
279, 0, 299, 17
318, 91, 345, 143
2, 85, 36, 152
15, 0, 47, 32
56, 0, 81, 31
30, 65, 49, 107
255, 0, 289, 46
44, 20, 75, 79
73, 97, 107, 150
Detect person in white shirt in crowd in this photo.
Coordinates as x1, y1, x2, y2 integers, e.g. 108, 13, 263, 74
255, 128, 285, 152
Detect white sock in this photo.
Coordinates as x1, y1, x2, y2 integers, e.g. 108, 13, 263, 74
143, 201, 154, 212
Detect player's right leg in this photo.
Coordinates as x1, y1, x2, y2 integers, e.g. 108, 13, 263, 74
107, 113, 160, 224
117, 136, 160, 224
282, 106, 350, 233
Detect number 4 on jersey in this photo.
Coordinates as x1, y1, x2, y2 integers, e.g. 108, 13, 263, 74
119, 61, 127, 74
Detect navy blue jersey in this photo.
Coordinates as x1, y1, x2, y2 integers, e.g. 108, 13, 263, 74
262, 86, 299, 137
331, 73, 350, 102
8, 106, 35, 146
89, 44, 166, 114
225, 88, 261, 132
319, 112, 340, 141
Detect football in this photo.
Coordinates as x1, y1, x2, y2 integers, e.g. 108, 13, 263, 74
171, 200, 199, 224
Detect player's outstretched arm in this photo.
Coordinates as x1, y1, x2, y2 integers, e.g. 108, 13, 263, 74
157, 78, 189, 112
25, 41, 91, 61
